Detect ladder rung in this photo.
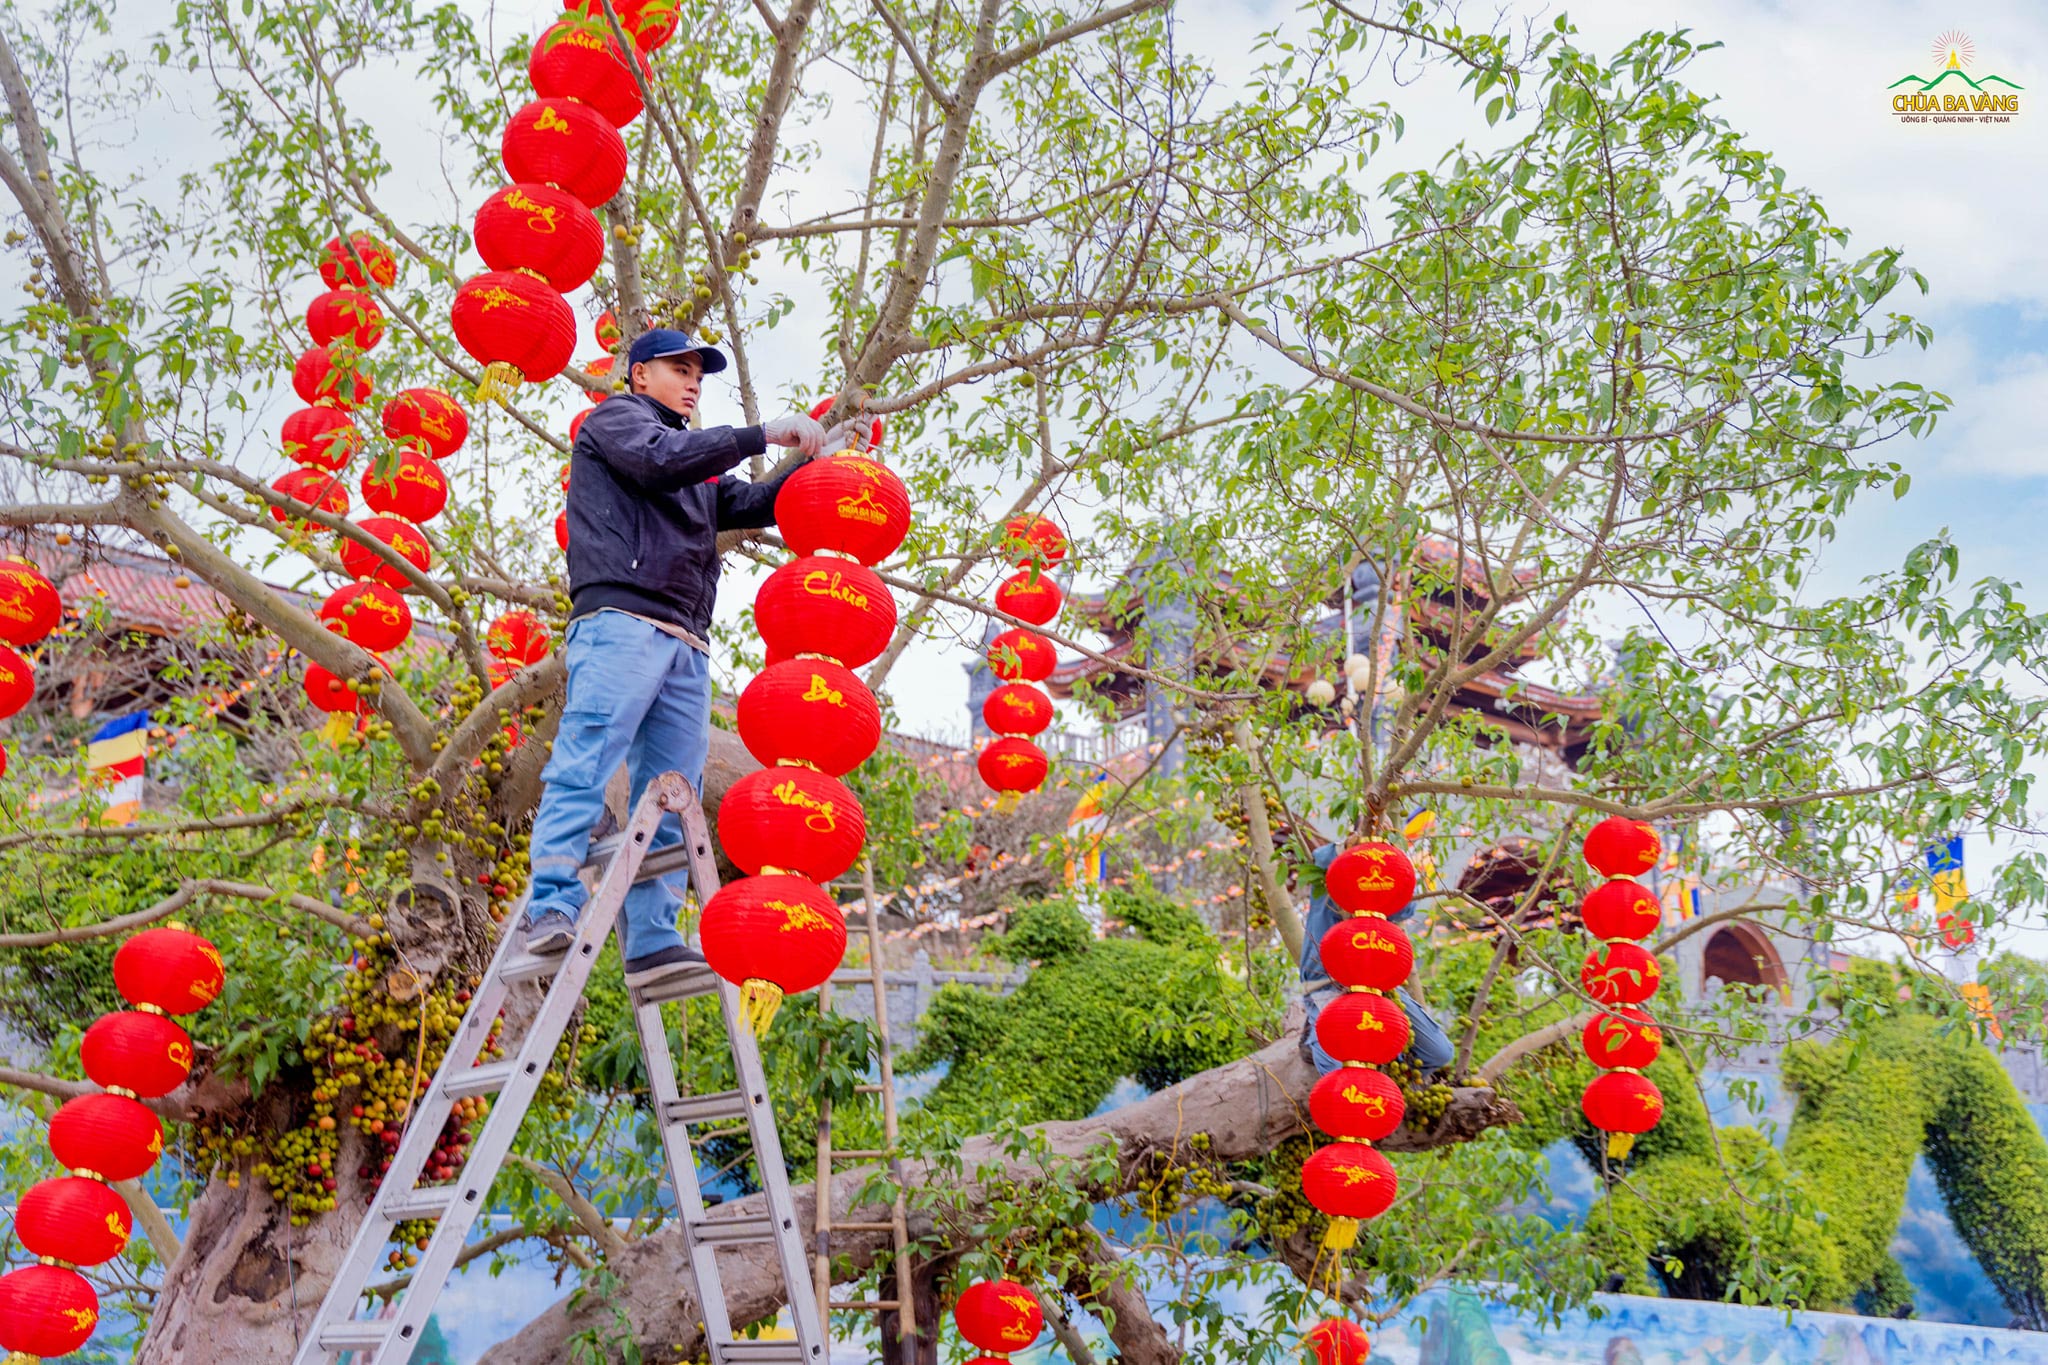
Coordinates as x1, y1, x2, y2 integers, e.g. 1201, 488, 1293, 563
318, 1320, 393, 1349
715, 1343, 807, 1362
827, 970, 875, 986
830, 1149, 888, 1160
853, 1084, 884, 1094
662, 1089, 749, 1125
828, 1221, 897, 1232
499, 949, 569, 984
631, 965, 722, 1005
382, 1187, 456, 1220
444, 1061, 515, 1100
690, 1213, 779, 1246
830, 1299, 901, 1311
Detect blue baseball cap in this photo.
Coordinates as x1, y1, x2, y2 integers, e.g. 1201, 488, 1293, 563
626, 327, 728, 375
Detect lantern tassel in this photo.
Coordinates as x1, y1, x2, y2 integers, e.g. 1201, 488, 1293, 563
317, 712, 353, 746
1320, 1215, 1359, 1251
739, 978, 786, 1037
1606, 1131, 1636, 1160
7, 1352, 40, 1364
994, 790, 1023, 814
474, 361, 523, 404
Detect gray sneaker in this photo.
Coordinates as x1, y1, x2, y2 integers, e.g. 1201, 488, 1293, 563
623, 944, 709, 990
521, 909, 579, 955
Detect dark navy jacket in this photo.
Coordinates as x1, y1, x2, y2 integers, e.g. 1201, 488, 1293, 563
567, 393, 798, 637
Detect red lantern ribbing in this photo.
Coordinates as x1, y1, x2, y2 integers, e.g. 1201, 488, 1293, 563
0, 559, 62, 649
319, 581, 414, 654
0, 644, 33, 721
282, 407, 361, 472
337, 516, 432, 587
293, 345, 373, 410
708, 416, 910, 1033
1577, 818, 1666, 1158
1303, 1316, 1373, 1364
4, 924, 223, 1360
502, 99, 629, 209
486, 610, 551, 666
270, 468, 349, 529
305, 287, 385, 350
528, 19, 649, 128
452, 270, 578, 398
954, 1279, 1044, 1356
474, 182, 608, 292
360, 450, 450, 524
977, 515, 1065, 811
1302, 837, 1418, 1264
317, 233, 397, 289
774, 453, 912, 564
381, 387, 470, 460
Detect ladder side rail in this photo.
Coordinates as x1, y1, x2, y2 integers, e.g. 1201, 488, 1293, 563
677, 799, 830, 1361
294, 779, 677, 1363
632, 988, 743, 1350
858, 859, 916, 1351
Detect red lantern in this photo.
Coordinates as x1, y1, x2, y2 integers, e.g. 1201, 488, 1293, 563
1582, 878, 1660, 941
754, 556, 896, 668
1325, 842, 1416, 916
568, 410, 589, 446
1582, 1008, 1662, 1072
977, 737, 1049, 799
281, 407, 361, 472
717, 767, 866, 882
48, 1093, 163, 1181
475, 182, 607, 292
1317, 916, 1413, 992
986, 628, 1055, 683
594, 308, 622, 350
994, 569, 1062, 626
0, 559, 61, 647
381, 387, 470, 460
292, 345, 372, 410
0, 1263, 100, 1357
0, 643, 33, 720
318, 233, 397, 290
1303, 1318, 1372, 1365
305, 662, 360, 715
319, 581, 414, 653
982, 682, 1052, 737
0, 742, 9, 778
1301, 1142, 1397, 1240
1583, 816, 1660, 878
736, 660, 881, 776
15, 1176, 132, 1266
1308, 1067, 1405, 1143
528, 19, 650, 128
562, 0, 679, 50
699, 873, 847, 1033
1581, 941, 1661, 1006
361, 450, 450, 524
1313, 991, 1412, 1066
555, 509, 570, 550
452, 270, 578, 393
774, 454, 912, 565
1582, 1070, 1664, 1157
114, 925, 224, 1014
486, 610, 550, 665
1003, 514, 1068, 567
582, 354, 615, 403
305, 288, 385, 350
502, 98, 629, 209
338, 516, 432, 587
955, 1279, 1044, 1354
269, 468, 350, 529
81, 1010, 194, 1098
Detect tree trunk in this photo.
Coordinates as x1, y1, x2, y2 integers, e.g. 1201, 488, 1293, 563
478, 1031, 1518, 1362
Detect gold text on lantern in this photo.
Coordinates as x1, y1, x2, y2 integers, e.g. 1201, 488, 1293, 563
768, 898, 837, 934
800, 674, 845, 707
836, 487, 889, 525
474, 286, 531, 312
503, 187, 563, 234
771, 778, 839, 833
1348, 930, 1398, 953
802, 569, 870, 611
1336, 1164, 1382, 1186
535, 105, 573, 134
1340, 1086, 1390, 1116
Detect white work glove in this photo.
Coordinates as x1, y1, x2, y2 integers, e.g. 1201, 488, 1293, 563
762, 413, 825, 457
825, 418, 871, 454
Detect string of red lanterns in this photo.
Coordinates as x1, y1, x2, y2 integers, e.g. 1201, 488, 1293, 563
554, 319, 613, 556
455, 5, 672, 400
953, 1277, 1044, 1360
0, 559, 60, 777
977, 515, 1065, 810
701, 423, 911, 1034
1578, 816, 1667, 1159
0, 924, 223, 1361
1294, 838, 1420, 1352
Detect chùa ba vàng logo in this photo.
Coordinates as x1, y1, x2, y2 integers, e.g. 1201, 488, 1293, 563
1889, 30, 2022, 123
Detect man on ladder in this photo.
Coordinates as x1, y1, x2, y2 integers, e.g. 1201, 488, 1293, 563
521, 327, 848, 987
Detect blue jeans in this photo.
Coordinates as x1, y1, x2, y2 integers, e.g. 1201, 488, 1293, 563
1302, 842, 1455, 1076
526, 612, 711, 960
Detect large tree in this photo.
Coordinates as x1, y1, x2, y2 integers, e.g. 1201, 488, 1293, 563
0, 1, 2042, 1361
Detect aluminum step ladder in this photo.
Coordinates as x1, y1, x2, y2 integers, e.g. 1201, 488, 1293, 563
292, 771, 826, 1364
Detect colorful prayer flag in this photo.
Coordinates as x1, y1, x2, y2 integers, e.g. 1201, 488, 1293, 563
86, 711, 149, 825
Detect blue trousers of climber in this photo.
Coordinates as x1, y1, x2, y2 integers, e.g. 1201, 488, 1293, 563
1300, 841, 1456, 1076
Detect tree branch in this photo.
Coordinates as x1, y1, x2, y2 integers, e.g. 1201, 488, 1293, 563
868, 0, 952, 111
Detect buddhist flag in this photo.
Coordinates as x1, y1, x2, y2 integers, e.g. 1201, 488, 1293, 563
1926, 836, 1972, 948
1063, 771, 1112, 887
87, 711, 149, 825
